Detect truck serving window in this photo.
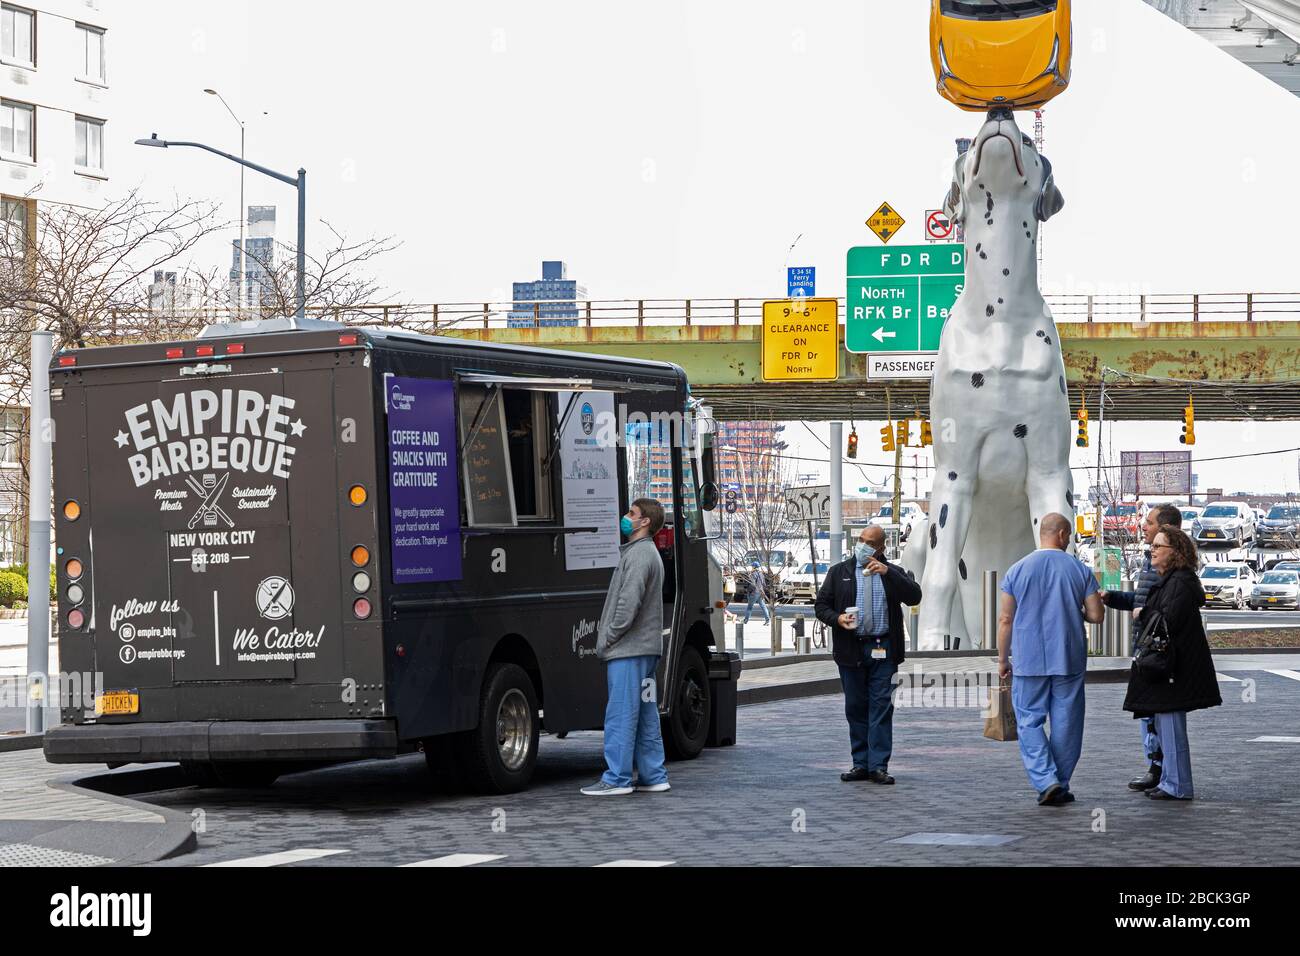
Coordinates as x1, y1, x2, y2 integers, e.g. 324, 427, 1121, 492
458, 384, 554, 526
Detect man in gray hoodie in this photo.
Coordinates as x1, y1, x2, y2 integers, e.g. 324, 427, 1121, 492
581, 497, 670, 796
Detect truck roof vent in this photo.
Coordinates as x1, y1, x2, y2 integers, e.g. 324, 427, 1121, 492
196, 316, 352, 339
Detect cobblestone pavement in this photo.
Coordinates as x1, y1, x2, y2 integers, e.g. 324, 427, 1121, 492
136, 668, 1300, 867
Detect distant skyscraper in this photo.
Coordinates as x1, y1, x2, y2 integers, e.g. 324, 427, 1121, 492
230, 205, 278, 309
509, 260, 587, 328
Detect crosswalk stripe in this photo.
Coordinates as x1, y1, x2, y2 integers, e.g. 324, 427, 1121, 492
203, 848, 347, 868
400, 853, 505, 868
1215, 672, 1242, 683
594, 859, 675, 867
1250, 736, 1300, 743
1264, 669, 1300, 683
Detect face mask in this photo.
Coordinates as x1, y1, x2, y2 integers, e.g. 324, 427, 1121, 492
855, 543, 875, 564
620, 515, 636, 537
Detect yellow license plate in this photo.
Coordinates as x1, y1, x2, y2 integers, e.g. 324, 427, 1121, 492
1206, 532, 1219, 537
95, 691, 139, 716
1205, 593, 1214, 600
1269, 597, 1279, 603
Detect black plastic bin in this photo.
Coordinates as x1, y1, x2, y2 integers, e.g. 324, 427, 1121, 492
706, 652, 740, 747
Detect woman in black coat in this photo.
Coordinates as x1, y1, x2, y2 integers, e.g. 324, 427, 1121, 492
1123, 525, 1222, 801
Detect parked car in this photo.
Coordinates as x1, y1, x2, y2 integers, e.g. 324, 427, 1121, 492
1249, 570, 1300, 610
1267, 560, 1300, 573
1102, 502, 1143, 539
1198, 564, 1256, 610
780, 561, 831, 604
929, 0, 1073, 112
1257, 504, 1300, 548
1195, 501, 1257, 548
869, 502, 924, 540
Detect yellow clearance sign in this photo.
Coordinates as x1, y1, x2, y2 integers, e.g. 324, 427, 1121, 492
761, 299, 839, 382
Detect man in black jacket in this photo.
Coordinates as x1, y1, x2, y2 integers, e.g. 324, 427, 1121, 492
815, 525, 923, 784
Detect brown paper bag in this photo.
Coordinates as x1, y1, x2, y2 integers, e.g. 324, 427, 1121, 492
983, 679, 1018, 741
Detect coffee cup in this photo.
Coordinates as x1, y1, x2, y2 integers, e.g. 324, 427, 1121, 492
843, 608, 859, 629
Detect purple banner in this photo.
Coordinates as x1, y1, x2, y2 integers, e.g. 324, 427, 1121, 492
386, 376, 462, 583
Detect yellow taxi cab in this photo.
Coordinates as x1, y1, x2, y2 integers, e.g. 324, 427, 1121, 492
930, 0, 1072, 111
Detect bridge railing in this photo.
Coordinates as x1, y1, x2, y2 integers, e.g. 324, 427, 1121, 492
338, 293, 1300, 333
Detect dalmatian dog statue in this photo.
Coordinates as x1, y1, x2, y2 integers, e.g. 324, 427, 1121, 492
913, 108, 1073, 651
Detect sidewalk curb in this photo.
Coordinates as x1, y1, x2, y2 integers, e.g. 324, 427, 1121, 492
0, 733, 42, 753
46, 772, 197, 864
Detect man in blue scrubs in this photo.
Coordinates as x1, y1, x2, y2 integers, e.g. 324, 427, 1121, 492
998, 513, 1106, 806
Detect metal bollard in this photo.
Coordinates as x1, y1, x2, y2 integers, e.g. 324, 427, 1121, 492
734, 620, 745, 662
793, 614, 811, 655
1118, 577, 1135, 657
981, 570, 999, 651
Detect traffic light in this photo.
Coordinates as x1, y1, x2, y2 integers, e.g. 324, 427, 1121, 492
1075, 406, 1089, 448
895, 420, 909, 449
880, 422, 895, 453
847, 427, 859, 459
1180, 397, 1195, 446
920, 419, 933, 447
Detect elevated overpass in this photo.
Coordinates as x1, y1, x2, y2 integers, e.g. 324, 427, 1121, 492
342, 293, 1300, 421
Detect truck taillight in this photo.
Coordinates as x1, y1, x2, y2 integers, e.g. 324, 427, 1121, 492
351, 545, 370, 567
195, 345, 215, 357
65, 558, 83, 579
226, 343, 245, 354
353, 597, 372, 619
352, 572, 371, 593
338, 333, 358, 346
166, 347, 184, 359
62, 500, 81, 521
67, 609, 85, 630
57, 355, 76, 367
66, 584, 85, 605
349, 485, 368, 507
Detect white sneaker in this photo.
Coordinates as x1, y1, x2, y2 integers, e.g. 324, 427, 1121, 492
580, 781, 634, 796
635, 781, 671, 793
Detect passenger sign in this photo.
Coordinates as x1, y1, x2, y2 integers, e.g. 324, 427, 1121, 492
761, 299, 838, 382
845, 244, 965, 354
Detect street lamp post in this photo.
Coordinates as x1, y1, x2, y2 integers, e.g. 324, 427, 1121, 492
135, 133, 307, 325
203, 89, 245, 314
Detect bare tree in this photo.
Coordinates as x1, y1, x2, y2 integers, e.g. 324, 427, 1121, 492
726, 446, 800, 621
228, 219, 404, 324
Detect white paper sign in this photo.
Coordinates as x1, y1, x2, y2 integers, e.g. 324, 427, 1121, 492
558, 391, 621, 570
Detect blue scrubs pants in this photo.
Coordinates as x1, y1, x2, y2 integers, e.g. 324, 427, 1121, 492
1011, 672, 1086, 795
1140, 716, 1162, 767
1153, 711, 1193, 798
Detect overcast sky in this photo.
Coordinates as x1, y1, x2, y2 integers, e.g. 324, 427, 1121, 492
110, 0, 1300, 496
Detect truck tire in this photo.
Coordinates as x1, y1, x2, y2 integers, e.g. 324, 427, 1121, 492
178, 760, 220, 788
663, 645, 710, 761
452, 663, 539, 794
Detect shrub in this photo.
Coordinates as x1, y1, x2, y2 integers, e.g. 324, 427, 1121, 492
0, 571, 28, 607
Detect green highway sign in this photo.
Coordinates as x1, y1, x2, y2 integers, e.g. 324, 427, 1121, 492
846, 244, 965, 354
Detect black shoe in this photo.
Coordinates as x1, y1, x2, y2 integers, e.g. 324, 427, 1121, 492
866, 770, 895, 785
1128, 763, 1162, 792
1037, 783, 1065, 806
840, 767, 871, 782
1055, 790, 1076, 804
1145, 787, 1191, 801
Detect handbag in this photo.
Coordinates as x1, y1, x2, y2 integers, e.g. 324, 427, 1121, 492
1134, 608, 1176, 679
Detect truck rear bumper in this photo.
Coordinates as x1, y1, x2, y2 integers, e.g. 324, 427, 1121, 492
43, 719, 399, 765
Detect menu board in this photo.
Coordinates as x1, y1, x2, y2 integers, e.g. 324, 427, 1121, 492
458, 385, 517, 526
385, 376, 463, 583
558, 391, 621, 570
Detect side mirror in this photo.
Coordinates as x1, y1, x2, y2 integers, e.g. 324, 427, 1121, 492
699, 481, 720, 512
701, 436, 717, 488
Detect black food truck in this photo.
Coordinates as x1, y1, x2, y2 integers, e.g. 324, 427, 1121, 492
43, 317, 733, 793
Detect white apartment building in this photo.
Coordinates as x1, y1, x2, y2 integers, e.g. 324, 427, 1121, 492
0, 0, 112, 564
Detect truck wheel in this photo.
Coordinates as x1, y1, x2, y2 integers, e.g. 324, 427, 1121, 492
178, 760, 220, 788
180, 760, 281, 788
663, 645, 710, 761
453, 663, 539, 794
